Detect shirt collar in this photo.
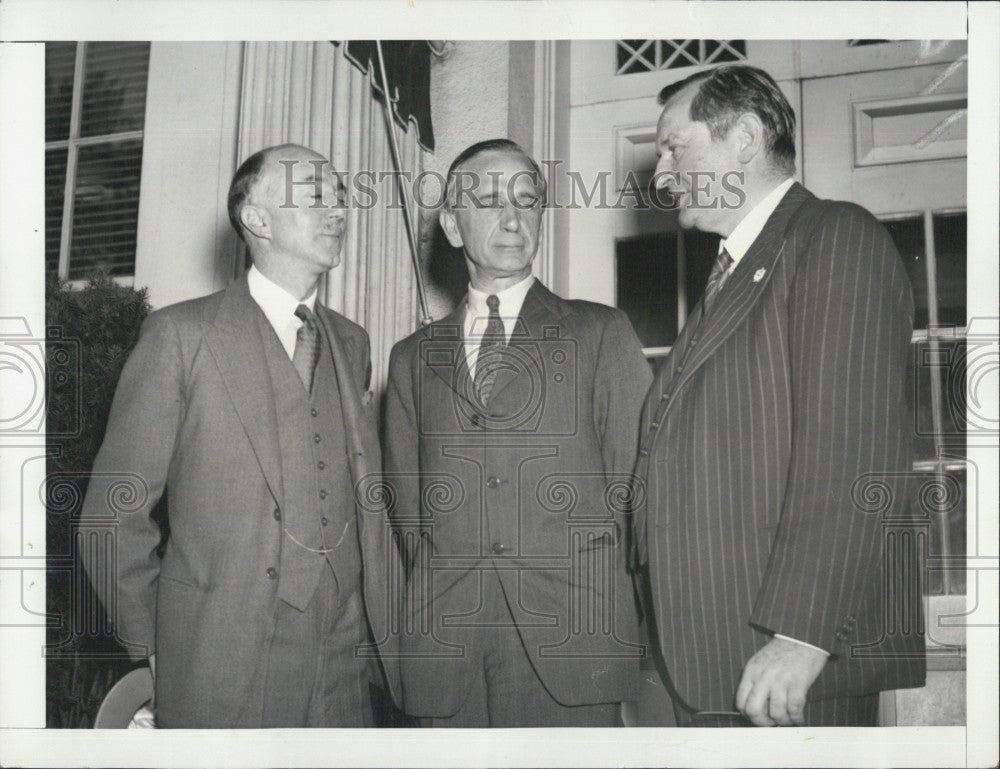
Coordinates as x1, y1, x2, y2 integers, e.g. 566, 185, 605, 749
466, 275, 535, 331
720, 177, 795, 265
247, 264, 318, 330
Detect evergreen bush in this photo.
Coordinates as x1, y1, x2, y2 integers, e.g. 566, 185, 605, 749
45, 271, 151, 727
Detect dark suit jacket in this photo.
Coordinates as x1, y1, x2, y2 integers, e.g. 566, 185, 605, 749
384, 281, 653, 716
634, 183, 925, 711
79, 276, 401, 727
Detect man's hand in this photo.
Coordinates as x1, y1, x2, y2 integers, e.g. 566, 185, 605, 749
735, 637, 827, 726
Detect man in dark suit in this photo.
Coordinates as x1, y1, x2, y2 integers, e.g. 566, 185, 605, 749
384, 139, 652, 726
80, 143, 400, 727
635, 65, 925, 726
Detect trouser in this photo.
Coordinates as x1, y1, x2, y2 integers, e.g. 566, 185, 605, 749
247, 560, 374, 727
426, 569, 620, 728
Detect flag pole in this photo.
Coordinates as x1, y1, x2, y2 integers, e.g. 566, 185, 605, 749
375, 40, 433, 325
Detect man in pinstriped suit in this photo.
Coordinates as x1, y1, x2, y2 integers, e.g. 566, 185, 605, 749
634, 65, 925, 726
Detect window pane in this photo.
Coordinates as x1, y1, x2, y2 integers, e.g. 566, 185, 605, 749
882, 216, 929, 328
80, 42, 150, 138
616, 229, 719, 349
68, 140, 143, 280
911, 338, 967, 457
45, 148, 68, 274
682, 229, 718, 311
617, 233, 677, 348
932, 212, 967, 327
617, 40, 654, 75
45, 42, 77, 143
912, 468, 966, 596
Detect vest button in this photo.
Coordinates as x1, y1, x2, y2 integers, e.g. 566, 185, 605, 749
491, 542, 506, 555
486, 476, 501, 489
311, 408, 318, 417
272, 508, 281, 521
319, 489, 328, 499
321, 517, 329, 527
318, 461, 326, 470
314, 434, 321, 443
265, 567, 278, 579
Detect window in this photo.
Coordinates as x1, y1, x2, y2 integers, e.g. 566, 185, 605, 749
616, 40, 746, 76
616, 211, 969, 598
616, 229, 716, 356
882, 210, 968, 596
45, 42, 150, 282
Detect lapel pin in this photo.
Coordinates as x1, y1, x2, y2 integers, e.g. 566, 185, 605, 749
753, 268, 767, 283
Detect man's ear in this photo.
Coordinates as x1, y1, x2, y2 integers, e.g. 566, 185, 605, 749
439, 208, 464, 248
240, 204, 270, 241
733, 112, 766, 165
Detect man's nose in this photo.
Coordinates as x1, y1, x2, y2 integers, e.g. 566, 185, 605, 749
327, 202, 346, 222
653, 154, 675, 189
499, 202, 521, 231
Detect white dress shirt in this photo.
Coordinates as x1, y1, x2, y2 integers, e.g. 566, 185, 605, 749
247, 265, 318, 360
719, 177, 795, 271
463, 275, 535, 378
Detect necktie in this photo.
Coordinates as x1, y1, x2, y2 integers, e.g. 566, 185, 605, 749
292, 304, 320, 393
701, 247, 734, 316
474, 294, 505, 406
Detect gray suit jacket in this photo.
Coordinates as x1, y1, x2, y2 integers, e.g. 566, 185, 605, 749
384, 281, 652, 715
635, 183, 926, 711
79, 275, 401, 727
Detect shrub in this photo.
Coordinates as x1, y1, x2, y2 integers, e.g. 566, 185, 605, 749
45, 271, 150, 728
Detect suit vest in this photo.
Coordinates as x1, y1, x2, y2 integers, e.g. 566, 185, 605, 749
257, 312, 361, 611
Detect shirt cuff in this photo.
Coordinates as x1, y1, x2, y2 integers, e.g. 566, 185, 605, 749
773, 633, 830, 657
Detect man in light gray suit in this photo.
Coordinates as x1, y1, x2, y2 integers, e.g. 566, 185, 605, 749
80, 143, 400, 727
385, 139, 652, 727
635, 65, 925, 727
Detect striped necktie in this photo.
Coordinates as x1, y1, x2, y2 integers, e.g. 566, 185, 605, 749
474, 294, 505, 406
701, 247, 734, 316
292, 304, 320, 393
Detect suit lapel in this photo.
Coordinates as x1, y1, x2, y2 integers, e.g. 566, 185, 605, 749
666, 183, 812, 408
419, 304, 481, 410
315, 307, 374, 476
203, 276, 284, 508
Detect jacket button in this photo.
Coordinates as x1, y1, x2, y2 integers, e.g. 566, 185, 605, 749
486, 476, 501, 489
272, 508, 281, 521
319, 489, 328, 499
318, 461, 326, 470
321, 517, 329, 527
314, 433, 321, 443
639, 448, 649, 457
265, 567, 278, 579
491, 542, 506, 555
311, 408, 318, 417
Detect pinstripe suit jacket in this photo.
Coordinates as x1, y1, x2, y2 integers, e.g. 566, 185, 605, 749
634, 183, 926, 711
